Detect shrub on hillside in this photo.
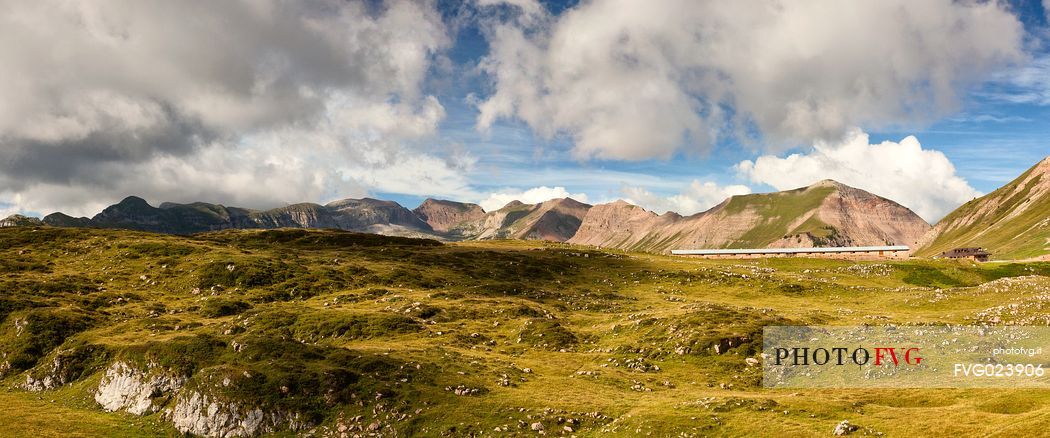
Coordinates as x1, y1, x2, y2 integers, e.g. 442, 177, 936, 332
291, 312, 421, 342
516, 318, 578, 351
200, 299, 251, 318
0, 308, 95, 373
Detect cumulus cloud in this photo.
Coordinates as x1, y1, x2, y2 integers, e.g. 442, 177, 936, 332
0, 0, 459, 216
478, 186, 588, 211
476, 0, 1024, 159
736, 130, 980, 222
622, 181, 751, 216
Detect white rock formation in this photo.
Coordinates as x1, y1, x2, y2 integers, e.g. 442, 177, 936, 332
170, 390, 303, 438
94, 361, 185, 415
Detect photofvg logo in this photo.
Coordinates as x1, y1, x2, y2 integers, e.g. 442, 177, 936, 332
773, 346, 923, 367
762, 326, 1050, 388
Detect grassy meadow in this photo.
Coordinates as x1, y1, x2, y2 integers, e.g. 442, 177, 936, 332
0, 226, 1047, 437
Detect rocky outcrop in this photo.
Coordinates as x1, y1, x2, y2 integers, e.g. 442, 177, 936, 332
833, 420, 858, 436
569, 180, 930, 253
412, 199, 487, 236
238, 203, 338, 229
24, 344, 106, 391
0, 214, 42, 227
95, 361, 186, 415
170, 390, 305, 438
91, 351, 313, 437
916, 155, 1050, 260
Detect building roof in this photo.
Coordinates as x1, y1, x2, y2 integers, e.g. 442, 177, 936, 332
670, 245, 910, 256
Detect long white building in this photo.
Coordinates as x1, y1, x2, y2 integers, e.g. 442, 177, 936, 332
670, 245, 910, 259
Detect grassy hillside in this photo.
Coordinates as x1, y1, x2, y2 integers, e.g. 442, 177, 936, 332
721, 184, 837, 248
0, 227, 1048, 436
917, 159, 1050, 260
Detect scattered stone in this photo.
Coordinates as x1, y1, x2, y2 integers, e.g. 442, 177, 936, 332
833, 420, 858, 436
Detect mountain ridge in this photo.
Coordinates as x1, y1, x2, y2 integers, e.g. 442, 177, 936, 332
568, 179, 931, 252
915, 155, 1050, 260
5, 179, 934, 253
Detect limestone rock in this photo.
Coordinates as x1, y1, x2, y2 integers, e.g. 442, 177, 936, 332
170, 390, 305, 438
833, 420, 858, 436
95, 361, 185, 415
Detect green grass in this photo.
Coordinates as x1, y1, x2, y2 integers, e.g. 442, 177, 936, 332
917, 162, 1050, 260
722, 185, 837, 248
0, 226, 1047, 436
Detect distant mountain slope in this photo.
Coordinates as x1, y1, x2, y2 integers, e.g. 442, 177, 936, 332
6, 181, 929, 252
325, 198, 432, 231
92, 196, 242, 234
475, 198, 591, 242
412, 199, 487, 238
41, 213, 93, 227
13, 195, 593, 241
0, 214, 42, 227
36, 196, 435, 236
915, 156, 1050, 260
569, 180, 930, 253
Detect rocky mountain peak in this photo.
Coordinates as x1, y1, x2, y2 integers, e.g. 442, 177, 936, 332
413, 199, 486, 234
117, 196, 151, 207
1034, 155, 1050, 174
500, 200, 526, 210
812, 178, 843, 187
570, 181, 929, 252
0, 214, 42, 227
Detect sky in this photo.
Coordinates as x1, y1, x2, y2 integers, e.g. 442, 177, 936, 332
1, 0, 1049, 223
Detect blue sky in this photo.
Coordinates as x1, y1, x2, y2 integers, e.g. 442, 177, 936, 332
1, 0, 1049, 222
374, 0, 1050, 221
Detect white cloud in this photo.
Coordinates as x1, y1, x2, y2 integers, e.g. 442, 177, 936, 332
478, 186, 588, 211
476, 0, 1024, 159
622, 181, 752, 216
985, 55, 1050, 105
736, 130, 979, 222
0, 0, 459, 217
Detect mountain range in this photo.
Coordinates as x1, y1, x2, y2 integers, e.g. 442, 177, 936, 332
2, 179, 931, 251
4, 155, 1048, 259
567, 179, 930, 252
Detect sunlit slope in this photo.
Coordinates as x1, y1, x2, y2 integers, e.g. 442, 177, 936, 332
570, 180, 930, 252
0, 226, 1047, 436
917, 156, 1050, 260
